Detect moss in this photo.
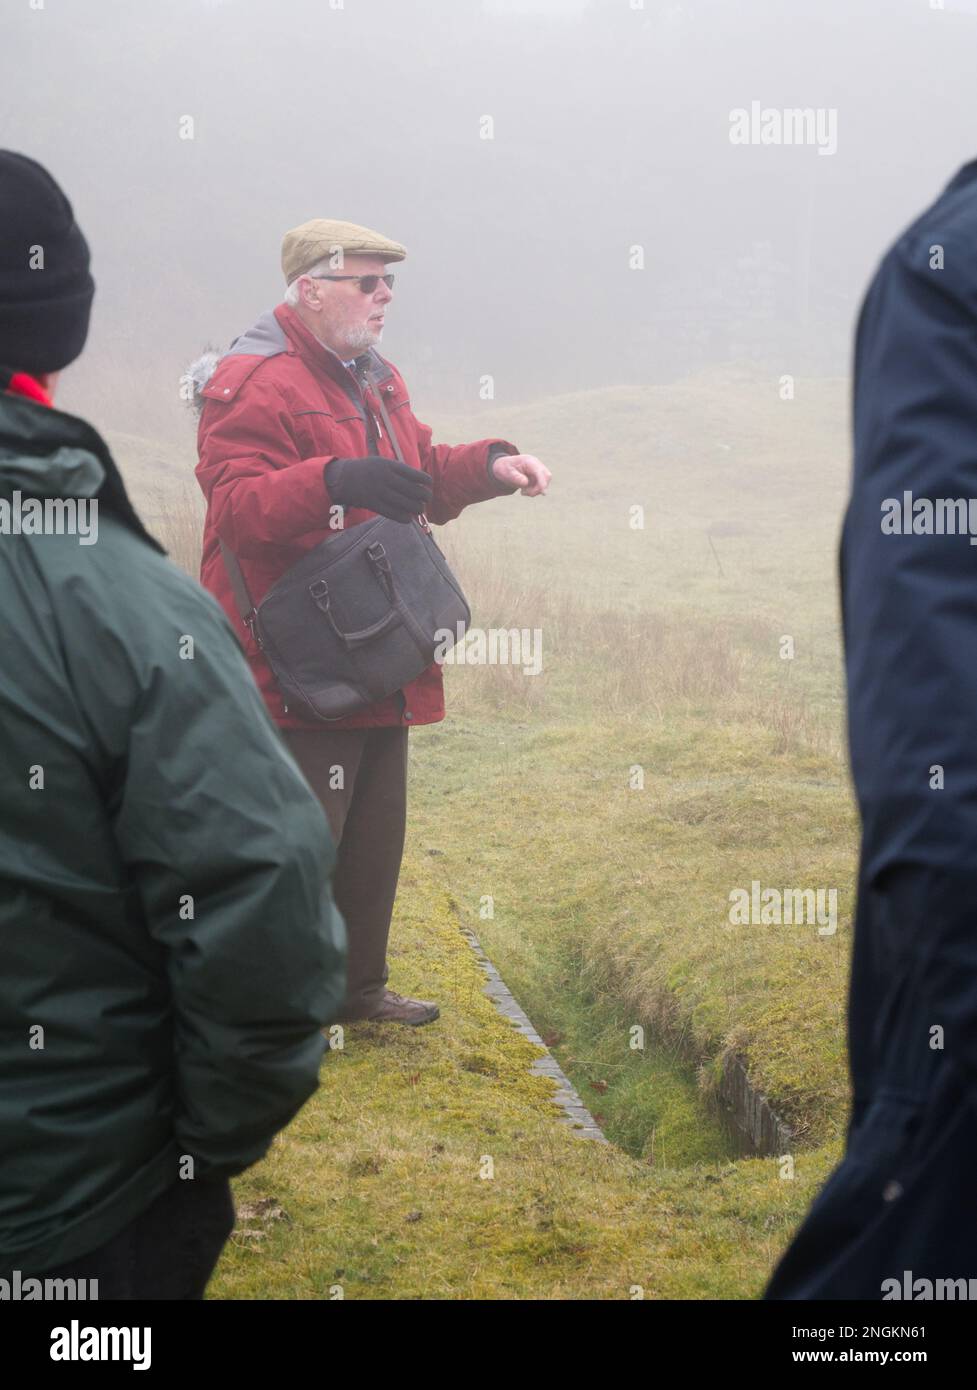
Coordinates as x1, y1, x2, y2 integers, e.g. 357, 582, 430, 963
410, 715, 854, 1152
209, 853, 839, 1300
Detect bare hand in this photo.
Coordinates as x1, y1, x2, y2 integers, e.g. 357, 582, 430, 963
491, 453, 551, 497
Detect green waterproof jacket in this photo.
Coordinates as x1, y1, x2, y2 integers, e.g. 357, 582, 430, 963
0, 392, 346, 1273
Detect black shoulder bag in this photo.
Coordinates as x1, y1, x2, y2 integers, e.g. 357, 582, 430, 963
219, 369, 470, 720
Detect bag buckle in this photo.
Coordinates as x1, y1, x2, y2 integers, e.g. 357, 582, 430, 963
308, 578, 330, 612
367, 541, 394, 599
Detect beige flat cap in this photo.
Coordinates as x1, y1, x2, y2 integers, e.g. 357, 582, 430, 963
281, 218, 407, 284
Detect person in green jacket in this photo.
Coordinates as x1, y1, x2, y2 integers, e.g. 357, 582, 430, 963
0, 150, 347, 1299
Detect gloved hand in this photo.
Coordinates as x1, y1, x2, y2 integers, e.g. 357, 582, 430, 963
324, 455, 433, 523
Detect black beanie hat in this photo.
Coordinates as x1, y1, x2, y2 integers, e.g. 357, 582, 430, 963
0, 150, 95, 375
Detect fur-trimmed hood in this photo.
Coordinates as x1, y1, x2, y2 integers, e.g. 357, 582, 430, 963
181, 348, 224, 415
181, 307, 381, 415
181, 307, 290, 414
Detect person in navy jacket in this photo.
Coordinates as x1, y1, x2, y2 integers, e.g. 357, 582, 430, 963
766, 158, 977, 1300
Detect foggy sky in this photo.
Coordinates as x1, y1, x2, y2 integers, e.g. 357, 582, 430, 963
4, 0, 977, 440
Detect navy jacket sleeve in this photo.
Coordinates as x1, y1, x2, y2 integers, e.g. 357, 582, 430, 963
843, 163, 977, 1107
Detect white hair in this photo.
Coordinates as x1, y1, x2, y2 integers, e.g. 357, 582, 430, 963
283, 258, 334, 307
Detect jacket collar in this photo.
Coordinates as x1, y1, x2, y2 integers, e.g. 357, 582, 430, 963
273, 303, 393, 389
0, 392, 164, 553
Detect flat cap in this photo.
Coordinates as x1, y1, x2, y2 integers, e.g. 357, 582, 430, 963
281, 218, 407, 285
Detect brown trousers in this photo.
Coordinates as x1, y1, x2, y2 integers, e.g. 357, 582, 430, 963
283, 725, 409, 1022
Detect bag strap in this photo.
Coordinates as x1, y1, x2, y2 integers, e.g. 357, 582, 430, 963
362, 364, 431, 532
219, 537, 259, 639
362, 364, 406, 465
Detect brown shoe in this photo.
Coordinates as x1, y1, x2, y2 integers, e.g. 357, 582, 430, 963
368, 989, 440, 1026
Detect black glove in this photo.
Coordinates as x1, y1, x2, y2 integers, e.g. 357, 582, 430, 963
324, 455, 433, 523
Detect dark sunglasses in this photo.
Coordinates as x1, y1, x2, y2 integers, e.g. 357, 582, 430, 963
309, 273, 395, 294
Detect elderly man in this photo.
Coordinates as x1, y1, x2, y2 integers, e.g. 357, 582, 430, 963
195, 219, 550, 1026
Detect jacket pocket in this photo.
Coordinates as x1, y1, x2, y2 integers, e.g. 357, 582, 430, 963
291, 409, 339, 457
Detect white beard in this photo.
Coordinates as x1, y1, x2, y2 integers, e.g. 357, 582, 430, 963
339, 320, 382, 355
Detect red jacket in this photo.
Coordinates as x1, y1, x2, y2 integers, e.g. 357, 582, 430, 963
195, 303, 520, 730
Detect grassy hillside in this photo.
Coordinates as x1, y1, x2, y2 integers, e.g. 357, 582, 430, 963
211, 852, 837, 1300
437, 363, 851, 712
417, 365, 857, 1148
409, 716, 854, 1152
138, 364, 857, 1297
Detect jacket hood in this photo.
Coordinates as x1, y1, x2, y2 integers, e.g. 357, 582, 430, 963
0, 432, 104, 499
0, 392, 164, 551
182, 306, 385, 414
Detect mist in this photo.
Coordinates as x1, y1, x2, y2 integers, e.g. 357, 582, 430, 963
5, 0, 977, 441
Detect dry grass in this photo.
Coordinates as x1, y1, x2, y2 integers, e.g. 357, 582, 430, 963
149, 484, 205, 577
149, 494, 827, 767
